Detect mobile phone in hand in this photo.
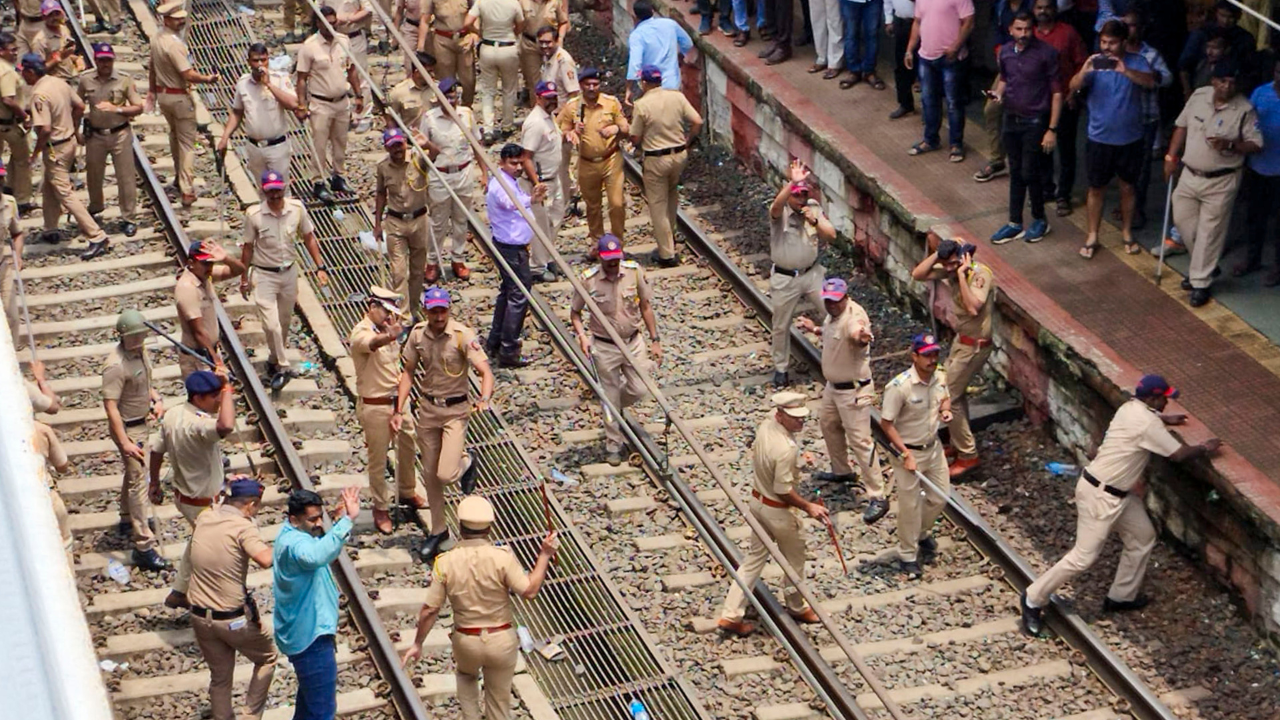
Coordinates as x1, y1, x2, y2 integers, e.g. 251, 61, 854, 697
1092, 56, 1118, 71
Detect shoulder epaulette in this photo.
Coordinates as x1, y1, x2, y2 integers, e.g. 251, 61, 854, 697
620, 259, 640, 270
581, 265, 601, 279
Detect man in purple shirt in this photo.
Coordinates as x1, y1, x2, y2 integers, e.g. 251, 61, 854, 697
485, 143, 547, 367
988, 11, 1062, 245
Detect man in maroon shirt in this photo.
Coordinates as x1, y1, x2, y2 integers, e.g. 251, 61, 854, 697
1034, 0, 1087, 216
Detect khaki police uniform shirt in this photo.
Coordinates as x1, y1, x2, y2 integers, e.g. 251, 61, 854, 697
1084, 399, 1182, 492
468, 0, 523, 41
556, 94, 625, 161
79, 70, 142, 130
34, 25, 79, 79
0, 59, 22, 121
420, 104, 476, 169
822, 301, 872, 385
1, 196, 19, 264
152, 402, 224, 500
175, 268, 218, 351
402, 318, 486, 399
425, 0, 470, 31
571, 261, 651, 339
333, 0, 373, 35
17, 0, 42, 20
387, 77, 433, 130
520, 104, 561, 176
297, 33, 353, 100
941, 262, 995, 339
540, 47, 579, 96
881, 366, 949, 446
377, 156, 427, 213
752, 416, 800, 503
152, 28, 193, 90
1176, 86, 1264, 173
244, 199, 314, 269
350, 316, 402, 398
630, 87, 700, 152
231, 73, 291, 141
520, 0, 565, 49
30, 74, 77, 142
770, 201, 822, 271
424, 538, 530, 626
32, 420, 67, 489
100, 345, 153, 421
188, 504, 270, 611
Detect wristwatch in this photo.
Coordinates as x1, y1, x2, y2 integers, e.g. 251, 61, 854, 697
1047, 126, 1058, 132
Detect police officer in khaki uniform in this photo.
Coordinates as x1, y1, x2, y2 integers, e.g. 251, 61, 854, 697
0, 164, 25, 344
395, 287, 494, 561
296, 5, 364, 197
1021, 375, 1222, 636
175, 241, 244, 379
350, 286, 423, 534
332, 0, 373, 107
717, 392, 829, 636
1165, 62, 1263, 308
150, 369, 238, 609
796, 278, 889, 525
239, 171, 330, 391
22, 53, 112, 257
879, 334, 953, 577
393, 0, 427, 69
466, 0, 524, 142
418, 76, 478, 281
629, 66, 702, 267
102, 309, 168, 571
570, 235, 662, 466
278, 0, 311, 44
419, 0, 476, 107
33, 2, 80, 80
375, 128, 430, 311
217, 43, 300, 198
32, 418, 73, 567
79, 42, 143, 246
909, 237, 996, 478
557, 67, 627, 241
521, 80, 565, 282
86, 0, 123, 34
0, 33, 34, 213
519, 0, 568, 105
14, 0, 44, 57
767, 161, 833, 388
187, 477, 278, 720
536, 26, 577, 197
150, 2, 220, 208
383, 51, 437, 131
402, 496, 558, 720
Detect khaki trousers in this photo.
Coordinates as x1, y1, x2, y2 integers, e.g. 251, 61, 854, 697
819, 383, 885, 498
118, 422, 157, 552
428, 170, 474, 263
0, 123, 32, 204
519, 43, 542, 106
1026, 476, 1156, 606
641, 150, 688, 260
769, 265, 824, 372
310, 96, 350, 178
348, 32, 371, 108
576, 152, 625, 240
86, 127, 137, 222
892, 441, 948, 562
282, 0, 311, 31
943, 340, 993, 459
192, 614, 278, 720
478, 43, 519, 131
414, 402, 470, 534
159, 92, 198, 196
385, 214, 429, 307
174, 499, 211, 594
1, 256, 17, 344
179, 349, 212, 380
593, 334, 651, 448
244, 140, 293, 200
525, 175, 566, 272
87, 0, 121, 23
452, 627, 519, 720
719, 500, 809, 621
983, 79, 1005, 166
431, 34, 476, 107
251, 265, 298, 370
359, 401, 419, 511
50, 488, 73, 568
15, 19, 42, 57
44, 139, 107, 240
1173, 170, 1242, 290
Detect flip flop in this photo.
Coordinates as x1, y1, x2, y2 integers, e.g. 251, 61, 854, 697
866, 75, 886, 90
908, 141, 938, 156
1124, 241, 1143, 255
949, 147, 966, 163
1079, 242, 1099, 259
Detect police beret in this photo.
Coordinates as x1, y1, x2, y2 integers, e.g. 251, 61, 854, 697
228, 477, 265, 497
438, 76, 458, 94
639, 65, 662, 83
578, 66, 600, 81
185, 370, 223, 395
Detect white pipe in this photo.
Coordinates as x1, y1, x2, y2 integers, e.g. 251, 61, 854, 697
1224, 0, 1280, 35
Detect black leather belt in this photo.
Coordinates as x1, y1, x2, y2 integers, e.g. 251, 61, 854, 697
480, 39, 516, 47
0, 117, 16, 126
248, 135, 288, 148
386, 206, 428, 220
22, 14, 42, 23
438, 160, 471, 173
405, 17, 420, 25
1082, 469, 1128, 498
831, 378, 872, 390
310, 92, 350, 103
593, 332, 638, 346
904, 439, 937, 451
345, 29, 364, 38
772, 263, 813, 277
123, 417, 148, 428
91, 122, 131, 135
423, 394, 468, 407
190, 606, 246, 621
644, 144, 686, 157
523, 33, 538, 42
50, 135, 74, 146
253, 263, 293, 273
1183, 164, 1239, 179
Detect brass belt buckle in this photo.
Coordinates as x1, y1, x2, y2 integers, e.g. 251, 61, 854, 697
431, 396, 448, 407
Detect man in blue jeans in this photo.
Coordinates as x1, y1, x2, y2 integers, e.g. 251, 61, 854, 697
905, 0, 975, 163
273, 486, 361, 720
839, 0, 884, 90
694, 0, 735, 36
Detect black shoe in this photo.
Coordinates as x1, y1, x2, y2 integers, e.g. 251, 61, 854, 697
813, 471, 857, 483
898, 559, 922, 577
81, 238, 110, 261
270, 368, 293, 393
313, 182, 335, 204
132, 548, 171, 572
532, 267, 556, 283
265, 361, 280, 378
329, 175, 349, 193
115, 519, 131, 536
18, 202, 39, 217
458, 456, 480, 495
498, 354, 531, 368
1102, 594, 1151, 613
419, 530, 450, 563
1021, 591, 1044, 636
38, 229, 66, 244
1180, 277, 1192, 291
918, 535, 938, 564
121, 221, 138, 237
889, 106, 914, 120
88, 21, 108, 33
771, 370, 790, 387
863, 498, 889, 525
1189, 288, 1212, 307
653, 254, 680, 268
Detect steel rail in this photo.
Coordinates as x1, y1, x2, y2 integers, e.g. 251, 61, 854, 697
68, 5, 430, 718
620, 154, 1181, 720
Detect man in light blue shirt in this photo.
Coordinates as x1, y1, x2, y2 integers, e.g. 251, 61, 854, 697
486, 143, 547, 367
273, 486, 360, 720
1237, 55, 1280, 285
625, 0, 692, 103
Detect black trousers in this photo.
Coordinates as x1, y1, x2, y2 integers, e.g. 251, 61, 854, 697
1044, 103, 1080, 203
893, 16, 916, 112
1242, 167, 1280, 268
1005, 113, 1049, 224
764, 0, 792, 46
487, 242, 531, 359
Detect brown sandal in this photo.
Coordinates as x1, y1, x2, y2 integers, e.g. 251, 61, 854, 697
866, 74, 886, 90
807, 63, 825, 74
1079, 242, 1100, 259
839, 72, 862, 89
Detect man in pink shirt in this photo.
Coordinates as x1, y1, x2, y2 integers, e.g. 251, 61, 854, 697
905, 0, 976, 163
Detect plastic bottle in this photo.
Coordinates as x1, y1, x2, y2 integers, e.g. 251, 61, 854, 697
517, 626, 534, 653
629, 699, 650, 720
1044, 462, 1079, 476
106, 558, 131, 585
296, 361, 319, 375
550, 468, 578, 488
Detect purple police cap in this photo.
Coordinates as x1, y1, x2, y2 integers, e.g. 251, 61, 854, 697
421, 286, 451, 309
